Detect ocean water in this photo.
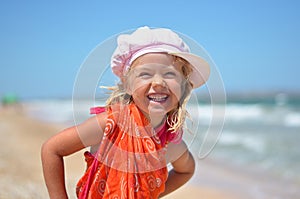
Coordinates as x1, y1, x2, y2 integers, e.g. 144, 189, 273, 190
23, 94, 300, 185
197, 95, 300, 183
209, 103, 300, 181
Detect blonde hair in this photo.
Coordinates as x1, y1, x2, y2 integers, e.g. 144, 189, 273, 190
104, 55, 193, 132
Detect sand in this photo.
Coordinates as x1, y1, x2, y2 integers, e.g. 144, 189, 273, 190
0, 106, 298, 199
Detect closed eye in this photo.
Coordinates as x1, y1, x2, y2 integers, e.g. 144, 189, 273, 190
138, 72, 152, 78
164, 72, 177, 78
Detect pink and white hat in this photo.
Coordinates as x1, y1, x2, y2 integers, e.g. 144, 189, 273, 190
111, 26, 210, 88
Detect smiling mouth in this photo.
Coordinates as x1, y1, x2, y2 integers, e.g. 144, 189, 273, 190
147, 94, 168, 102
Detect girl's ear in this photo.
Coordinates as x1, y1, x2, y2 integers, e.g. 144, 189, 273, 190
125, 85, 133, 95
121, 76, 133, 95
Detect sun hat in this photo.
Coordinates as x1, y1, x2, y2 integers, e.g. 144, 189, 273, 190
111, 26, 210, 88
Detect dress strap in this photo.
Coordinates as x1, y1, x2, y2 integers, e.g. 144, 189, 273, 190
90, 107, 106, 114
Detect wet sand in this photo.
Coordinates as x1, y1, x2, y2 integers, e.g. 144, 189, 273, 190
0, 106, 298, 198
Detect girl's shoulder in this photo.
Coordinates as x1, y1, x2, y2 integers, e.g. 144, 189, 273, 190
90, 106, 109, 129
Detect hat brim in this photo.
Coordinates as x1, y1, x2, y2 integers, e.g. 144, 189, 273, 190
169, 52, 210, 88
128, 46, 210, 88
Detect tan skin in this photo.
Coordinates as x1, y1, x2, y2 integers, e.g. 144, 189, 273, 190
41, 53, 195, 199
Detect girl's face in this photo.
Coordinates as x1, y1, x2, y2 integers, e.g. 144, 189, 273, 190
126, 53, 186, 120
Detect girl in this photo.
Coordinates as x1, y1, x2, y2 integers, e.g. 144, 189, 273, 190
41, 26, 210, 199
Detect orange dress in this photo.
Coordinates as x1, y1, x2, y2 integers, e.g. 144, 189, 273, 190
76, 103, 182, 199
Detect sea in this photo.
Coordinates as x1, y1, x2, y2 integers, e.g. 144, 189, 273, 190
23, 92, 300, 196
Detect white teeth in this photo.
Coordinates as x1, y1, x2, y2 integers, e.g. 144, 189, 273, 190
148, 94, 168, 102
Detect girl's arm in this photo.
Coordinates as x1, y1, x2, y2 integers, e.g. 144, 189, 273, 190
160, 142, 195, 198
41, 112, 107, 199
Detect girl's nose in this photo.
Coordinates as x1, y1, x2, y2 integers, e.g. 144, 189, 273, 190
151, 75, 166, 87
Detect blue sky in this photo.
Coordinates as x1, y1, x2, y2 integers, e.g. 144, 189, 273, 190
0, 0, 299, 99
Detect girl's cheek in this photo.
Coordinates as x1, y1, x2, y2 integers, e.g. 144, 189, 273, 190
131, 79, 147, 91
176, 85, 183, 101
166, 81, 182, 101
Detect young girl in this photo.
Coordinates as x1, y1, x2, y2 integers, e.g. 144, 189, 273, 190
41, 26, 210, 199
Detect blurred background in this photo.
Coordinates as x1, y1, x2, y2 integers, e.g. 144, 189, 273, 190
0, 0, 299, 198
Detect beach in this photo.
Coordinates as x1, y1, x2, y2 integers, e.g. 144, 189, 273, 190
0, 106, 86, 198
0, 103, 299, 199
